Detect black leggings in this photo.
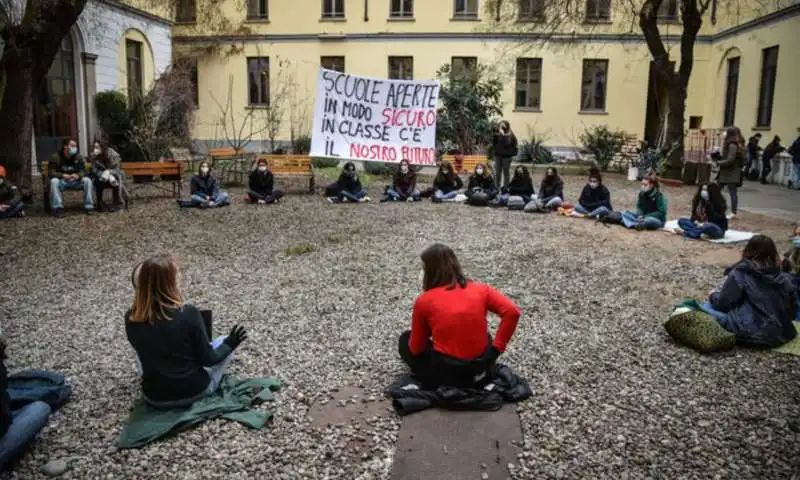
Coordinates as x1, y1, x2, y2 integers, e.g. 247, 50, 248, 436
247, 189, 284, 203
398, 330, 493, 388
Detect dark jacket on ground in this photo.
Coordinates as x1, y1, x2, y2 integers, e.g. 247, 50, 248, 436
48, 152, 87, 179
125, 305, 232, 404
249, 169, 275, 196
433, 174, 463, 194
710, 260, 798, 347
191, 174, 221, 198
466, 174, 497, 195
385, 363, 532, 415
578, 184, 612, 211
717, 142, 743, 185
492, 133, 518, 159
690, 198, 728, 232
538, 177, 564, 203
507, 171, 534, 197
762, 140, 785, 163
636, 189, 667, 221
393, 170, 417, 196
0, 180, 21, 206
334, 172, 363, 194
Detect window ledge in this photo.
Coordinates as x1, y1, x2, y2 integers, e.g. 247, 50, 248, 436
450, 16, 481, 21
246, 105, 271, 110
578, 110, 609, 115
319, 16, 347, 22
387, 16, 415, 22
657, 18, 680, 24
751, 126, 772, 131
244, 18, 270, 24
513, 108, 542, 113
583, 18, 613, 24
174, 20, 197, 25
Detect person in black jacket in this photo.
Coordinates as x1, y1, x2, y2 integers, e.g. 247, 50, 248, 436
126, 255, 248, 408
465, 163, 498, 206
0, 166, 24, 219
745, 133, 762, 176
180, 161, 230, 208
525, 167, 564, 212
760, 135, 786, 184
492, 121, 518, 190
432, 161, 464, 203
677, 183, 728, 240
574, 168, 612, 218
327, 162, 369, 203
495, 165, 535, 206
247, 159, 284, 204
382, 159, 420, 202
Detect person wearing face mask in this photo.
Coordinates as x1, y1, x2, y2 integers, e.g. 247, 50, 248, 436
495, 165, 535, 207
382, 159, 420, 202
180, 161, 230, 208
48, 137, 94, 216
328, 162, 369, 204
716, 126, 745, 220
621, 176, 667, 230
465, 163, 498, 206
431, 161, 464, 203
524, 167, 563, 212
676, 183, 728, 240
0, 166, 24, 219
575, 168, 612, 219
492, 121, 518, 190
247, 159, 284, 204
90, 140, 125, 213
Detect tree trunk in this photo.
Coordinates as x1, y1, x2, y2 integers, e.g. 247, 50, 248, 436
0, 51, 35, 195
662, 79, 688, 179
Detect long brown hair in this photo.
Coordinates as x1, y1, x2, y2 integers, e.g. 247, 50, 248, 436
421, 244, 467, 291
130, 255, 183, 323
724, 126, 745, 152
742, 235, 779, 270
435, 161, 456, 183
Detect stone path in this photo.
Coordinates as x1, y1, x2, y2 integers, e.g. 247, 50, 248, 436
737, 181, 800, 221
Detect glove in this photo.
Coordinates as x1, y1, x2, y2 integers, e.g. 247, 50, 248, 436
223, 325, 248, 350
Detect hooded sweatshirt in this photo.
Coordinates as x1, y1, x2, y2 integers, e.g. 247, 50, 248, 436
710, 259, 798, 347
191, 172, 221, 198
636, 189, 667, 221
336, 171, 363, 194
578, 183, 612, 211
393, 168, 417, 196
249, 168, 275, 196
507, 170, 534, 197
538, 176, 564, 202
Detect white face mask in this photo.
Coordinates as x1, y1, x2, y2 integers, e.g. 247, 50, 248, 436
641, 186, 652, 193
93, 148, 101, 155
258, 165, 267, 172
700, 191, 709, 200
400, 166, 409, 174
200, 167, 210, 175
589, 181, 599, 189
476, 168, 484, 175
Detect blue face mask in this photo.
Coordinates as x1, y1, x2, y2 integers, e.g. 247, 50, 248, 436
793, 236, 800, 248
68, 147, 77, 157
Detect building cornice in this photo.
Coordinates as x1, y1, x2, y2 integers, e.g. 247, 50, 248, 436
97, 0, 173, 26
172, 3, 799, 45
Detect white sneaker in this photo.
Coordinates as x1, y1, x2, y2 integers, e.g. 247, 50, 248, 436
257, 199, 266, 205
327, 197, 335, 204
406, 197, 414, 203
360, 196, 370, 203
726, 213, 735, 220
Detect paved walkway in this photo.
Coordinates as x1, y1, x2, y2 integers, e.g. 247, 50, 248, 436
736, 181, 800, 221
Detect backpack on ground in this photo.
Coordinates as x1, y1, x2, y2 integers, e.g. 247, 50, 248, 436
507, 195, 525, 210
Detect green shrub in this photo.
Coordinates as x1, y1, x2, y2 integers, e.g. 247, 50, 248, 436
363, 161, 393, 176
518, 132, 553, 164
312, 157, 339, 168
579, 125, 627, 171
292, 135, 311, 154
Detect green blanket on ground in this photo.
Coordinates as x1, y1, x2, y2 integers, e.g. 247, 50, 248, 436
117, 376, 281, 449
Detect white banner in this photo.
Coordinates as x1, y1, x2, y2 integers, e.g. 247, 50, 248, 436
311, 68, 440, 165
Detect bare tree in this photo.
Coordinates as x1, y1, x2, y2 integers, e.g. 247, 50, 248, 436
483, 0, 756, 178
210, 75, 268, 151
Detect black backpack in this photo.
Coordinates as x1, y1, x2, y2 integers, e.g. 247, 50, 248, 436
467, 189, 491, 207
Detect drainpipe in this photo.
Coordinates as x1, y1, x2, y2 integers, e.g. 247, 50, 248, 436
364, 0, 369, 21
711, 0, 717, 25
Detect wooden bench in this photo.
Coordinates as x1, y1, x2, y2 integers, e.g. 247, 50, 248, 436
41, 160, 184, 211
441, 154, 490, 175
208, 147, 248, 184
256, 154, 315, 193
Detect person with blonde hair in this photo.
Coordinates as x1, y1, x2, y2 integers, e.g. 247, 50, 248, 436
126, 255, 248, 408
465, 163, 498, 206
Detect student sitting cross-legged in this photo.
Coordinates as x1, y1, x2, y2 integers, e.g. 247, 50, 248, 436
179, 161, 230, 208
495, 166, 535, 207
431, 161, 464, 203
382, 159, 420, 202
0, 166, 24, 219
698, 235, 797, 347
247, 159, 284, 204
327, 162, 370, 204
621, 175, 667, 230
465, 163, 498, 206
126, 255, 248, 408
398, 244, 522, 388
524, 167, 563, 212
676, 183, 728, 240
574, 168, 612, 219
48, 137, 95, 217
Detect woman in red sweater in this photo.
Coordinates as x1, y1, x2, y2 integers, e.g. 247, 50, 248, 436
398, 244, 522, 387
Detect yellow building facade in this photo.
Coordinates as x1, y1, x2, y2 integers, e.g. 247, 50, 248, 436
170, 0, 800, 152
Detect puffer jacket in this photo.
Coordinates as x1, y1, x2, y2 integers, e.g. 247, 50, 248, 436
710, 259, 798, 347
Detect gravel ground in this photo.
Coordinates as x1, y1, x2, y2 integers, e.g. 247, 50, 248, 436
1, 174, 799, 479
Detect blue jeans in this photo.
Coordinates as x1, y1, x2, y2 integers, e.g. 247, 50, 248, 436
190, 192, 230, 207
677, 218, 724, 239
622, 211, 664, 230
339, 189, 367, 202
0, 401, 51, 469
386, 187, 420, 201
0, 201, 24, 219
792, 163, 800, 189
721, 183, 738, 214
433, 190, 458, 202
205, 335, 234, 394
698, 302, 732, 328
574, 205, 611, 218
50, 177, 94, 210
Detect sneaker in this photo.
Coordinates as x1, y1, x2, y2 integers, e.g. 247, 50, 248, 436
406, 197, 415, 203
327, 197, 336, 204
726, 213, 735, 220
361, 196, 371, 203
53, 208, 64, 218
16, 210, 25, 218
673, 227, 684, 235
257, 199, 266, 205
